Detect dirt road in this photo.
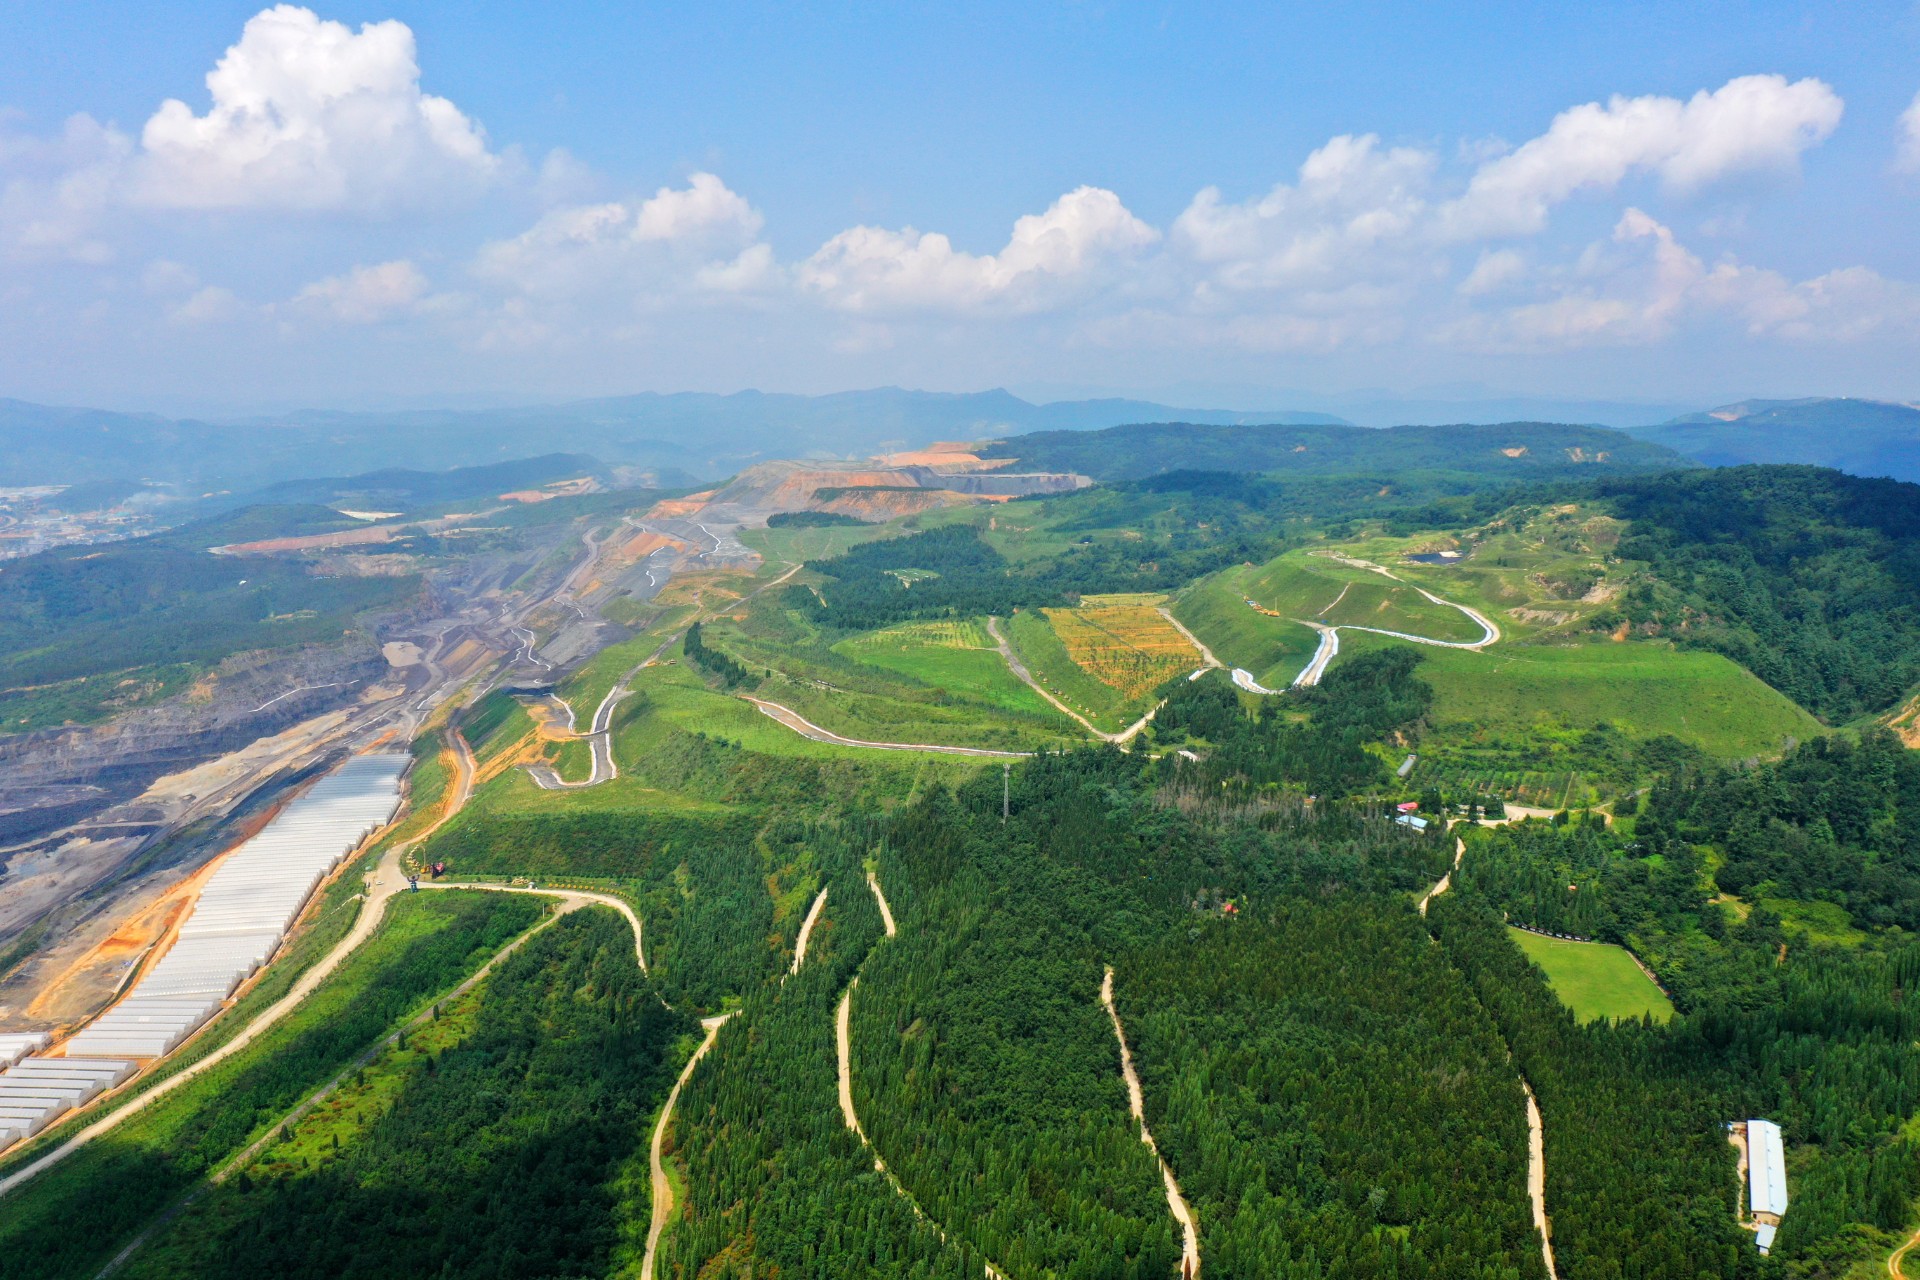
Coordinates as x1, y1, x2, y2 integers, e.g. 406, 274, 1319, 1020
1100, 966, 1200, 1279
1417, 837, 1466, 916
835, 885, 1008, 1280
983, 616, 1189, 747
739, 695, 1030, 758
95, 897, 583, 1278
0, 728, 480, 1199
1158, 608, 1224, 673
644, 1012, 733, 1280
1522, 1078, 1559, 1280
867, 872, 897, 937
791, 888, 829, 975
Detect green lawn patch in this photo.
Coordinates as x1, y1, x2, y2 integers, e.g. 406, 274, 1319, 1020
739, 521, 905, 564
1403, 638, 1823, 760
833, 618, 1062, 720
1509, 928, 1674, 1024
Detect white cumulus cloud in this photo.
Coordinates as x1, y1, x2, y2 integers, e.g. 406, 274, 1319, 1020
1446, 208, 1917, 351
799, 185, 1157, 312
1173, 134, 1436, 291
293, 258, 429, 322
474, 173, 769, 300
134, 5, 497, 211
1899, 90, 1920, 170
1441, 74, 1843, 238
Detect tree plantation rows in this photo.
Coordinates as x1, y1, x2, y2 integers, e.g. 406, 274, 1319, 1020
0, 892, 544, 1280
1453, 801, 1920, 1272
119, 909, 689, 1279
1118, 903, 1542, 1279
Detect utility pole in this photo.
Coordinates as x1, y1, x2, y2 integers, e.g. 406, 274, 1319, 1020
1002, 762, 1010, 823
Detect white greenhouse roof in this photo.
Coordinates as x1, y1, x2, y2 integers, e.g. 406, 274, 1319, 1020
1748, 1119, 1789, 1218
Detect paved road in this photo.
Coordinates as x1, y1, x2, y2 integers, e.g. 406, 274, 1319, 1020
1250, 557, 1501, 689
527, 563, 808, 791
1233, 667, 1283, 695
1101, 966, 1200, 1279
1288, 622, 1339, 689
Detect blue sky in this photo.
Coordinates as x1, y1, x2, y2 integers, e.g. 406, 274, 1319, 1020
1, 1, 1918, 414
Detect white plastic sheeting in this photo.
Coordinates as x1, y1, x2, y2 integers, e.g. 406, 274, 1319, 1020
1748, 1118, 1789, 1218
0, 1032, 48, 1067
0, 1057, 133, 1150
60, 753, 406, 1064
0, 753, 405, 1150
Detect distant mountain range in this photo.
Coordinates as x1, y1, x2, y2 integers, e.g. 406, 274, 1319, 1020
982, 421, 1691, 482
10, 388, 1920, 496
0, 390, 1346, 494
1625, 398, 1920, 483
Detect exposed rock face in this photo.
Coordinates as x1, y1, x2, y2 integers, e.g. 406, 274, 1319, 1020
694, 457, 1093, 525
0, 640, 385, 844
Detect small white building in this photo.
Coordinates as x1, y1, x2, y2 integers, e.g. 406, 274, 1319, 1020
1747, 1118, 1788, 1251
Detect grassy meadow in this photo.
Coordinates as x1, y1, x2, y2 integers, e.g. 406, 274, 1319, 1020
1509, 928, 1675, 1025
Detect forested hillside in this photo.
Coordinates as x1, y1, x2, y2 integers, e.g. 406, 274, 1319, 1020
119, 909, 687, 1279
1603, 465, 1920, 719
982, 421, 1690, 482
0, 504, 419, 728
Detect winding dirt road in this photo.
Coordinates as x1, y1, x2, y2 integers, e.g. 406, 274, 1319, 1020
739, 695, 1030, 758
1158, 609, 1224, 674
1417, 837, 1466, 917
867, 872, 897, 937
1890, 1225, 1920, 1277
791, 887, 829, 975
835, 883, 1009, 1279
1100, 966, 1200, 1279
984, 615, 1199, 747
643, 1012, 733, 1280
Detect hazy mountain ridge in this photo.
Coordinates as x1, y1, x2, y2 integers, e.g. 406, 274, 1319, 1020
981, 420, 1693, 482
1626, 397, 1920, 482
0, 390, 1346, 494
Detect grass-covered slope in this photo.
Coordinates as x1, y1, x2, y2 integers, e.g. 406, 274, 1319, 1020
1601, 465, 1920, 721
1508, 928, 1675, 1025
1406, 637, 1821, 760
